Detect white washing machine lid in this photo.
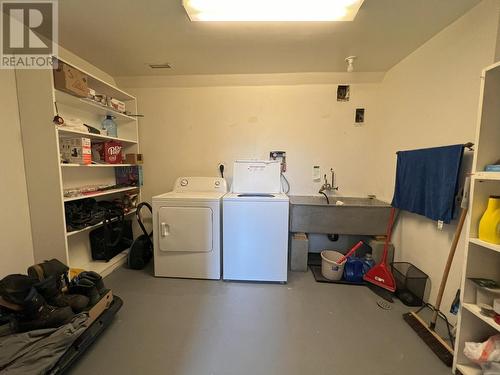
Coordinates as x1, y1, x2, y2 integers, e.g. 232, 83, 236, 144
153, 191, 226, 201
223, 192, 289, 202
231, 160, 282, 194
153, 176, 227, 201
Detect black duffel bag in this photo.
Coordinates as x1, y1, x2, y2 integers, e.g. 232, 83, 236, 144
89, 202, 133, 262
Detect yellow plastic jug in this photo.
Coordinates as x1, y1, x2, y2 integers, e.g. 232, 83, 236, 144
479, 196, 500, 244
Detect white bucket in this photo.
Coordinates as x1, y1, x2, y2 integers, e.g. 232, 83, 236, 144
321, 250, 345, 281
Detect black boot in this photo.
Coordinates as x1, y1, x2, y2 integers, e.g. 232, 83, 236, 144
15, 287, 74, 333
78, 271, 106, 295
69, 278, 100, 306
34, 276, 89, 313
0, 274, 38, 305
27, 259, 69, 282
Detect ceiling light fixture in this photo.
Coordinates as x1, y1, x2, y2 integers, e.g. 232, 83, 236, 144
182, 0, 364, 22
345, 56, 356, 72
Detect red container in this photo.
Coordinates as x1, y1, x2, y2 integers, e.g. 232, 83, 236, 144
104, 141, 123, 164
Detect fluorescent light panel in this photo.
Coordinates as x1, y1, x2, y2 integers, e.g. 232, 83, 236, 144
182, 0, 364, 22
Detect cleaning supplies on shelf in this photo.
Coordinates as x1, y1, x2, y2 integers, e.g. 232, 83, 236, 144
101, 115, 117, 137
479, 196, 500, 244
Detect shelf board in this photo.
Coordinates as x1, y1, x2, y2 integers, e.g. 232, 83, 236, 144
61, 163, 137, 168
456, 363, 482, 375
74, 251, 129, 278
473, 172, 500, 181
54, 89, 136, 124
469, 238, 500, 253
64, 186, 139, 202
66, 209, 136, 237
463, 303, 500, 331
57, 127, 138, 144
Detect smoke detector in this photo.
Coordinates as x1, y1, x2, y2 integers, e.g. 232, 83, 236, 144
345, 56, 356, 73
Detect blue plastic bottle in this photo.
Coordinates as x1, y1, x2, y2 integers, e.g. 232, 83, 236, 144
363, 253, 376, 275
101, 115, 117, 137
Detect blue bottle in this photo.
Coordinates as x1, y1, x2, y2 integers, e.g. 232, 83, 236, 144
101, 115, 117, 138
363, 253, 376, 275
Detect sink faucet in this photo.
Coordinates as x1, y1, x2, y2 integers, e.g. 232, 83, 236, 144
319, 168, 339, 194
318, 168, 339, 204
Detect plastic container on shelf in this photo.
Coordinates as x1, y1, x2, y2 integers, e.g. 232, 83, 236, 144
101, 115, 117, 138
391, 262, 428, 307
479, 195, 500, 244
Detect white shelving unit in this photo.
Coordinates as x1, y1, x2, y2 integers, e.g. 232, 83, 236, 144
453, 61, 500, 374
15, 57, 141, 277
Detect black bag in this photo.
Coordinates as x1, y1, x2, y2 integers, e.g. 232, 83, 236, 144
89, 207, 133, 262
128, 202, 153, 270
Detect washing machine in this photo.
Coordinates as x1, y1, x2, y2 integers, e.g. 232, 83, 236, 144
223, 160, 289, 283
152, 177, 227, 279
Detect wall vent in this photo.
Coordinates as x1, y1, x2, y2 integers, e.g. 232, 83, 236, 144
148, 63, 172, 69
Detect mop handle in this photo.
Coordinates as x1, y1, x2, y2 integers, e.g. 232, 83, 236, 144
381, 207, 396, 265
337, 241, 364, 264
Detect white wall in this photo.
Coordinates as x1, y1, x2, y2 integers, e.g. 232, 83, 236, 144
0, 46, 116, 278
373, 0, 500, 321
124, 81, 381, 203
0, 70, 35, 277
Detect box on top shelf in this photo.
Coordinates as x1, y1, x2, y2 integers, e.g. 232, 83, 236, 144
53, 61, 89, 98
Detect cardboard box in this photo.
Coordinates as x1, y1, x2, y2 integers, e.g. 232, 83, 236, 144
115, 165, 143, 186
53, 61, 89, 98
125, 153, 143, 164
92, 141, 123, 164
85, 289, 113, 327
109, 98, 126, 113
61, 137, 91, 165
104, 141, 123, 164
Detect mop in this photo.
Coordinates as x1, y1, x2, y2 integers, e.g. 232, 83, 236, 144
363, 207, 397, 292
402, 176, 470, 367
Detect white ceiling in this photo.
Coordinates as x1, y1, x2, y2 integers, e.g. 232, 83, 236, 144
58, 0, 481, 76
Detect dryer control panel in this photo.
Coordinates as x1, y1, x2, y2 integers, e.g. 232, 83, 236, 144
173, 177, 227, 193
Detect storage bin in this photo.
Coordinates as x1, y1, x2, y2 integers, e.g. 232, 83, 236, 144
320, 250, 345, 281
391, 262, 428, 306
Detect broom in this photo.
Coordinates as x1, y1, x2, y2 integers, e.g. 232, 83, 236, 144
363, 207, 397, 292
403, 176, 470, 367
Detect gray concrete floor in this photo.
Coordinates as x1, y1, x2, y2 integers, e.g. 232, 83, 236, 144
70, 267, 451, 375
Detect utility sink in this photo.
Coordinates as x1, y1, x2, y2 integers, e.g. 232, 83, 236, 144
289, 195, 391, 235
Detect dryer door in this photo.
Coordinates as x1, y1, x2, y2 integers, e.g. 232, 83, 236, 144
158, 207, 213, 252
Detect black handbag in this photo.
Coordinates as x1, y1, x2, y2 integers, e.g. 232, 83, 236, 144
89, 206, 133, 262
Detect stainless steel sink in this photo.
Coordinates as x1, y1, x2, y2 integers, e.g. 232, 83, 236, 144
289, 195, 391, 235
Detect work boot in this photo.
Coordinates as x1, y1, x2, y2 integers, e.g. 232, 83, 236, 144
0, 274, 38, 305
15, 287, 74, 333
34, 276, 89, 313
78, 271, 106, 295
69, 278, 100, 306
27, 259, 69, 285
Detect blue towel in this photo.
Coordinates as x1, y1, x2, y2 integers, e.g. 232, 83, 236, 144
391, 144, 464, 223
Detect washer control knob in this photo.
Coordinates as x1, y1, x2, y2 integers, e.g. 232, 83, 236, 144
180, 178, 188, 187
215, 180, 221, 187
